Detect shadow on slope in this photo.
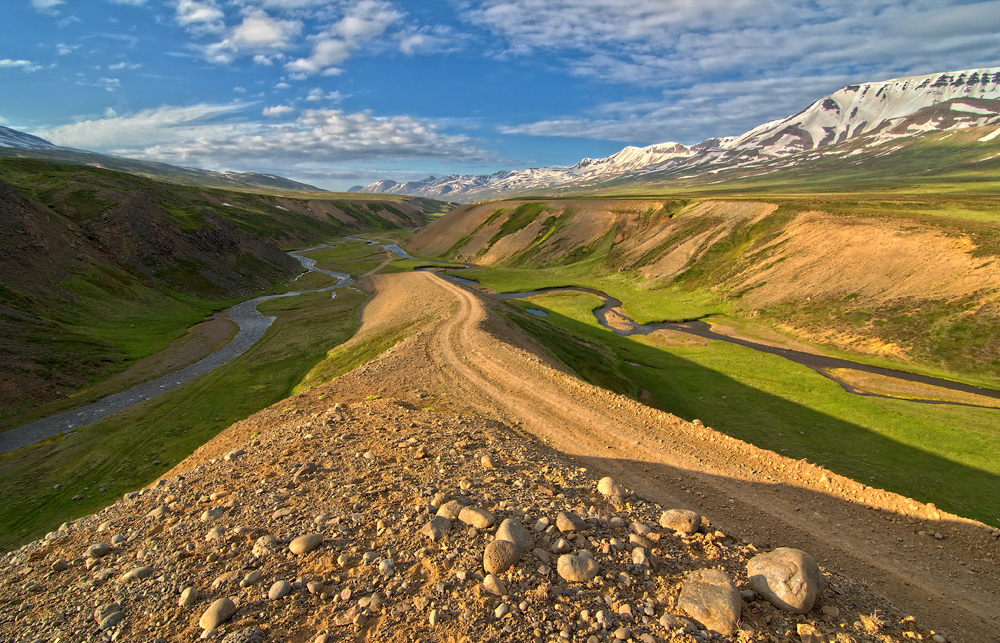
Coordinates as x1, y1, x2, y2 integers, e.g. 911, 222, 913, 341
507, 303, 1000, 528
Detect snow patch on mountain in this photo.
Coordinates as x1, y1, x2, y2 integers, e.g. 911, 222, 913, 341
358, 67, 1000, 202
0, 126, 60, 151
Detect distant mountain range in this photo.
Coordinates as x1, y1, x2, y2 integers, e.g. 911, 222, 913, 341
0, 125, 325, 194
354, 67, 1000, 201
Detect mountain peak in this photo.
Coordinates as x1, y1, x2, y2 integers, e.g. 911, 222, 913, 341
0, 126, 60, 151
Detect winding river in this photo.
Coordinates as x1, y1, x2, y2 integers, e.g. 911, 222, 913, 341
420, 268, 1000, 408
0, 248, 353, 455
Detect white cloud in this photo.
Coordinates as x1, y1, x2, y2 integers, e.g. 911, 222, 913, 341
108, 0, 148, 5
306, 88, 344, 102
250, 0, 332, 9
31, 0, 64, 14
0, 59, 43, 72
397, 25, 457, 56
263, 105, 295, 116
34, 103, 251, 150
108, 61, 143, 71
174, 0, 225, 32
462, 0, 1000, 87
79, 77, 122, 92
56, 43, 79, 56
286, 0, 403, 76
203, 10, 302, 63
31, 103, 490, 171
502, 75, 852, 144
464, 0, 1000, 144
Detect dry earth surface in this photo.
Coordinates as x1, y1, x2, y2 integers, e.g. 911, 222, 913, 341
3, 272, 998, 643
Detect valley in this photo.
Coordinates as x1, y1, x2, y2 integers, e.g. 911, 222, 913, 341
3, 62, 1000, 643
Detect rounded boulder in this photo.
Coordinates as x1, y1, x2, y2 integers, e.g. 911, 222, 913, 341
199, 597, 237, 630
659, 509, 702, 536
289, 533, 323, 555
747, 547, 822, 614
557, 551, 599, 583
483, 539, 519, 574
677, 568, 741, 636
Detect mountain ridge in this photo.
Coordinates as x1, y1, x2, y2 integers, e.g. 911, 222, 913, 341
0, 126, 326, 194
357, 66, 1000, 201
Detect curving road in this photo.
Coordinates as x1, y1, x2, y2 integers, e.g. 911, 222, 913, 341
414, 268, 1000, 407
413, 270, 1000, 641
0, 249, 352, 455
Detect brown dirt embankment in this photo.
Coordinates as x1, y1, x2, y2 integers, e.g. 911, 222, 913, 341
7, 272, 997, 642
192, 271, 1000, 641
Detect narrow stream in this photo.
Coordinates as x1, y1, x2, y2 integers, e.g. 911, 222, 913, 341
0, 248, 353, 454
420, 268, 1000, 408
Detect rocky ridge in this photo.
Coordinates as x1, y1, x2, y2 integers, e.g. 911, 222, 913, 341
1, 271, 989, 642
0, 399, 945, 642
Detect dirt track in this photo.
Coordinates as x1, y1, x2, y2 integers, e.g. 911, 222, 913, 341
349, 271, 1000, 641
169, 269, 1000, 641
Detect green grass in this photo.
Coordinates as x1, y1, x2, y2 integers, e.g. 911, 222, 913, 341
301, 242, 389, 275
453, 261, 723, 323
0, 286, 367, 551
504, 293, 1000, 527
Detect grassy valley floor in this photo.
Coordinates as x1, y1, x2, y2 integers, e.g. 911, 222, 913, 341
499, 289, 1000, 528
0, 235, 410, 551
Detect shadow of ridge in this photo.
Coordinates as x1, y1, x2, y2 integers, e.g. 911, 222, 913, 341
573, 452, 1000, 641
524, 306, 1000, 528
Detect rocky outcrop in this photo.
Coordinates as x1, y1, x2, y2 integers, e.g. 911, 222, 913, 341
0, 397, 951, 641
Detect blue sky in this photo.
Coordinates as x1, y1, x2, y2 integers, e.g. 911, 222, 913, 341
3, 0, 1000, 190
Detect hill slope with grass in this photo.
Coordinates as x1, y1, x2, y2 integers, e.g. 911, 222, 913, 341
406, 196, 1000, 384
0, 158, 442, 422
0, 125, 326, 194
4, 270, 995, 642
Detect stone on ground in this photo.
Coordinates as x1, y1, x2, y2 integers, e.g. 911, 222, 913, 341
677, 568, 741, 636
557, 551, 599, 583
659, 509, 702, 536
747, 547, 822, 614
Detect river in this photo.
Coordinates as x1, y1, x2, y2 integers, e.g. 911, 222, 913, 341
0, 248, 352, 454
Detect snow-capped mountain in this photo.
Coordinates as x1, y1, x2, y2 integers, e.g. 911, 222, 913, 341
356, 67, 1000, 201
722, 68, 1000, 156
0, 126, 61, 151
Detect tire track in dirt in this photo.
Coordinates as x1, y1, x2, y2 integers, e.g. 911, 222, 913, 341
421, 271, 1000, 641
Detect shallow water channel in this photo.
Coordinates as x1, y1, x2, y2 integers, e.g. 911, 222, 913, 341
421, 268, 1000, 408
0, 248, 352, 454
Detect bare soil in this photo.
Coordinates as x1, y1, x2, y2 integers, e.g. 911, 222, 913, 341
197, 271, 1000, 641
7, 271, 997, 641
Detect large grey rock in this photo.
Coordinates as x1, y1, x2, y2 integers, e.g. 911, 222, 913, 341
98, 609, 125, 630
436, 498, 472, 520
179, 587, 199, 608
557, 551, 599, 583
555, 511, 588, 533
677, 569, 741, 636
289, 533, 323, 555
597, 476, 623, 498
747, 547, 822, 614
86, 543, 111, 558
483, 539, 519, 574
119, 566, 153, 583
483, 573, 506, 596
221, 627, 266, 643
420, 516, 452, 541
458, 506, 495, 529
495, 518, 533, 554
269, 580, 292, 600
200, 597, 237, 630
252, 534, 278, 557
659, 509, 702, 536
